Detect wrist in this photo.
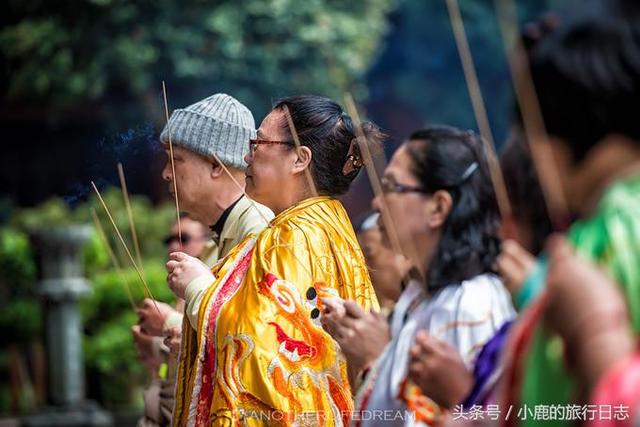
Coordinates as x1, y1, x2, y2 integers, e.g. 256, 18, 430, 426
184, 272, 214, 331
185, 272, 214, 305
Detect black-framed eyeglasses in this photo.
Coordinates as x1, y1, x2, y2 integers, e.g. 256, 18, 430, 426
249, 138, 293, 154
163, 233, 194, 246
380, 176, 427, 194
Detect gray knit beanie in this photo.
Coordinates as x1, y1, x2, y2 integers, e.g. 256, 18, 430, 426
159, 94, 256, 170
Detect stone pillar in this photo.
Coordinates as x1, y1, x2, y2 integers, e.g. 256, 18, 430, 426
22, 226, 112, 427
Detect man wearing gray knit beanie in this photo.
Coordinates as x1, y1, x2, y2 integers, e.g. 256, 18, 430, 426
135, 93, 273, 427
159, 93, 273, 261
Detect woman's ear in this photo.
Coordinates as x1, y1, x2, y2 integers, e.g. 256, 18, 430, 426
292, 146, 313, 174
426, 190, 453, 228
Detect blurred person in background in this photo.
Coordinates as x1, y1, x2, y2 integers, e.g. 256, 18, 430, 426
133, 213, 208, 427
323, 126, 515, 426
355, 211, 412, 314
494, 2, 640, 424
497, 130, 554, 301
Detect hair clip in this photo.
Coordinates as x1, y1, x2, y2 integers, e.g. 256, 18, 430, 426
460, 162, 478, 181
342, 139, 364, 175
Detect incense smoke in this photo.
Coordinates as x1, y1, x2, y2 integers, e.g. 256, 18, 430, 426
63, 123, 160, 208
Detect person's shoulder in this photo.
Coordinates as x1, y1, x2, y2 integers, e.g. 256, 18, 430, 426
259, 197, 356, 247
291, 198, 351, 231
459, 274, 515, 320
458, 273, 508, 302
258, 200, 332, 244
458, 273, 504, 292
431, 274, 509, 317
235, 197, 273, 233
308, 197, 348, 218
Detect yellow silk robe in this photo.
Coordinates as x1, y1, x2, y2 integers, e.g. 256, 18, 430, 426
174, 196, 379, 426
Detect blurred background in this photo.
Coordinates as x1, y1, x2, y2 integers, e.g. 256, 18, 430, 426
0, 0, 569, 424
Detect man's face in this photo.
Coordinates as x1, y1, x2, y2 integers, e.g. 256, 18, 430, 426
161, 145, 213, 220
165, 218, 207, 258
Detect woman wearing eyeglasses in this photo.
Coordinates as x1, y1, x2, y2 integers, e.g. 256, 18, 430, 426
323, 125, 515, 426
167, 95, 383, 426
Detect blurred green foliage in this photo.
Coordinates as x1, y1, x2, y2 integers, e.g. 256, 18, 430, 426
83, 311, 142, 406
0, 188, 177, 411
0, 228, 39, 347
1, 0, 395, 118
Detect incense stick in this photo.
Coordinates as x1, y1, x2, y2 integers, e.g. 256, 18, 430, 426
343, 94, 411, 266
117, 162, 145, 278
162, 81, 183, 247
91, 208, 137, 311
206, 149, 318, 282
91, 181, 160, 314
494, 0, 570, 230
446, 0, 512, 220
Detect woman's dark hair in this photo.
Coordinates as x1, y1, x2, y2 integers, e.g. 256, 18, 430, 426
274, 95, 386, 196
406, 125, 500, 292
500, 130, 553, 255
525, 5, 640, 163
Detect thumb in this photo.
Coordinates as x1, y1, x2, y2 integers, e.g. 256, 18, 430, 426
169, 251, 187, 262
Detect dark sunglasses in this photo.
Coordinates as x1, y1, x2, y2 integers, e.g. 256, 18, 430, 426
163, 233, 193, 246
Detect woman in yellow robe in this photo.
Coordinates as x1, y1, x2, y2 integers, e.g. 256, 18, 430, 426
166, 95, 384, 426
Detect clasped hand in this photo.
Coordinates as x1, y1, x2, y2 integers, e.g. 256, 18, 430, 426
166, 252, 213, 299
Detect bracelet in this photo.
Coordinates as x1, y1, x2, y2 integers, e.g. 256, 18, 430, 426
514, 256, 548, 311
